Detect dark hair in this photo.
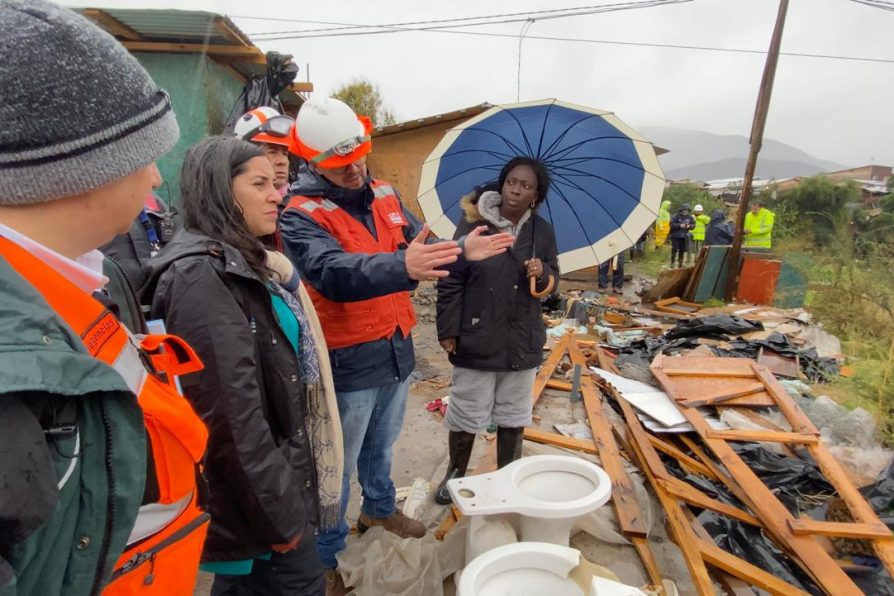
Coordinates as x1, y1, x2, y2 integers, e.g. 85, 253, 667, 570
180, 136, 269, 279
472, 156, 552, 210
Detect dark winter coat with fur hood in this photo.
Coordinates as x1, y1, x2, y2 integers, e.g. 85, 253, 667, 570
436, 192, 559, 372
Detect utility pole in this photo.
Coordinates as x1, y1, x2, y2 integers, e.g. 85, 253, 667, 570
725, 0, 789, 301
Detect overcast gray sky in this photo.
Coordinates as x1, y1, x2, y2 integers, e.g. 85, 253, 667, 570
63, 0, 893, 167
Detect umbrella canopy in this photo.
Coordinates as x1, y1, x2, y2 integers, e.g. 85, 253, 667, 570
417, 99, 666, 273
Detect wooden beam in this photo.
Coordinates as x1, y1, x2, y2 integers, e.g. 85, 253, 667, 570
290, 82, 314, 93
122, 41, 263, 57
647, 435, 717, 479
212, 16, 253, 46
697, 537, 810, 596
679, 382, 767, 408
621, 402, 713, 594
787, 518, 893, 540
82, 9, 142, 41
532, 334, 569, 400
658, 478, 762, 527
705, 429, 818, 445
652, 355, 869, 595
570, 340, 648, 538
522, 427, 597, 454
546, 379, 572, 391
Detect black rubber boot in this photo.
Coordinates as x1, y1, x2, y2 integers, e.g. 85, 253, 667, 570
497, 426, 524, 468
435, 431, 476, 505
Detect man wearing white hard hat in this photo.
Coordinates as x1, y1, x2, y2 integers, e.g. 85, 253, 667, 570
690, 204, 710, 258
280, 97, 513, 585
233, 106, 294, 198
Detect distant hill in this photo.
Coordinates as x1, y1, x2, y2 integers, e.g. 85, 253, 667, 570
666, 157, 835, 182
638, 125, 846, 181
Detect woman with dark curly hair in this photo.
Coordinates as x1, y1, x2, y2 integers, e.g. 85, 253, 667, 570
434, 156, 559, 504
143, 136, 342, 595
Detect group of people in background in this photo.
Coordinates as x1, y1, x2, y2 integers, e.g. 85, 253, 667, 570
0, 3, 558, 596
652, 195, 775, 268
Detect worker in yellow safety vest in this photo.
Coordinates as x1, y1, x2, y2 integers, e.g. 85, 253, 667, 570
690, 204, 711, 256
743, 200, 775, 250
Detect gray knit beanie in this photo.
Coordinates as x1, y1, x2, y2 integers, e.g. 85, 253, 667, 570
0, 0, 179, 205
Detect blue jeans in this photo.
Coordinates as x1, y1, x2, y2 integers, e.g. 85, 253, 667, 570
316, 378, 410, 568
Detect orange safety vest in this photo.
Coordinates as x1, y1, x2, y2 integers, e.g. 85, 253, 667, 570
0, 237, 210, 595
285, 180, 417, 350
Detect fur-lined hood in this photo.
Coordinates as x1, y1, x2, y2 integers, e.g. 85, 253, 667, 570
460, 192, 485, 223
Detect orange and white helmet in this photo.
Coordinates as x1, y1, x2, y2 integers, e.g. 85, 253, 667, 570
290, 97, 373, 168
234, 106, 293, 147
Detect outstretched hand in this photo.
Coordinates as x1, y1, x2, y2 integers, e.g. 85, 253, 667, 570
405, 224, 461, 281
463, 226, 514, 261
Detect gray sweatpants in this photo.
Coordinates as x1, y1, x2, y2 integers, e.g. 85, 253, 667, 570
445, 366, 536, 433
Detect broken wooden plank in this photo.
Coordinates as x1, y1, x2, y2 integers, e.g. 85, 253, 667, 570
658, 477, 762, 527
523, 427, 597, 454
748, 361, 818, 435
569, 340, 648, 538
652, 355, 875, 595
697, 537, 811, 596
647, 435, 717, 479
434, 505, 461, 540
806, 441, 894, 575
679, 382, 767, 408
546, 378, 573, 391
533, 333, 570, 400
787, 518, 893, 539
705, 429, 819, 444
620, 399, 714, 595
655, 296, 703, 315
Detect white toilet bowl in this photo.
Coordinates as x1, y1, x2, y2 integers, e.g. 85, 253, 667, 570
447, 454, 612, 546
457, 542, 648, 596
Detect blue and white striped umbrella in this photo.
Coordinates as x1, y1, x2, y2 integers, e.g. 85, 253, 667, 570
417, 99, 666, 273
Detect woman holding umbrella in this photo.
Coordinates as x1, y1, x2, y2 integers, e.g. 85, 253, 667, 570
434, 157, 559, 505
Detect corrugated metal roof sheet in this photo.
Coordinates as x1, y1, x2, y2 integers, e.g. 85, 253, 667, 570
78, 8, 252, 46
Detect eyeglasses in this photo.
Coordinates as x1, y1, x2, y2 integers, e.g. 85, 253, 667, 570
245, 115, 294, 140
325, 155, 368, 175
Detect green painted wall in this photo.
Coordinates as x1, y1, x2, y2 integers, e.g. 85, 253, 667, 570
134, 53, 244, 208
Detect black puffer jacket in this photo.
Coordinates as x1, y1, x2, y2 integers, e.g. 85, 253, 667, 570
142, 231, 318, 562
436, 196, 559, 372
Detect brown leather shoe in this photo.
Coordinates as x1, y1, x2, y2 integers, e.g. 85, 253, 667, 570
357, 510, 426, 539
325, 568, 351, 596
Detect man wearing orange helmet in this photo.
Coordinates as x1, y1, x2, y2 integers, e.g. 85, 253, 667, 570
281, 97, 513, 590
234, 106, 294, 198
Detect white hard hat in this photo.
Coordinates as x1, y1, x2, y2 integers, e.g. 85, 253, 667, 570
694, 204, 704, 212
233, 106, 292, 147
291, 96, 372, 168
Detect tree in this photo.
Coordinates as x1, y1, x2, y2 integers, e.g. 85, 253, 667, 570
775, 175, 857, 245
331, 78, 396, 128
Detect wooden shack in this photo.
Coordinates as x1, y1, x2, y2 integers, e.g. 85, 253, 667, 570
78, 7, 312, 205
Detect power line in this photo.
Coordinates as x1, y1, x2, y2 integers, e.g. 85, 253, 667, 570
242, 20, 894, 65
243, 0, 692, 41
238, 0, 690, 38
849, 0, 894, 11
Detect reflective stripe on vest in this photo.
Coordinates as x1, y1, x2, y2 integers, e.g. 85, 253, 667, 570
285, 180, 417, 349
0, 237, 210, 594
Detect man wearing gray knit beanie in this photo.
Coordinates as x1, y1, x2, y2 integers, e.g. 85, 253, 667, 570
0, 2, 208, 596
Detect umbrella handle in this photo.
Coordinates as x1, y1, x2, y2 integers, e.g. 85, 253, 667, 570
529, 274, 555, 298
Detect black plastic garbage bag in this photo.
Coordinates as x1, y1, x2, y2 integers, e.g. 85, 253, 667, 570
724, 332, 840, 382
698, 510, 820, 593
225, 51, 299, 131
863, 460, 894, 527
665, 315, 764, 340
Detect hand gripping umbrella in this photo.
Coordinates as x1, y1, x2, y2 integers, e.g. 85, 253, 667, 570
417, 99, 666, 293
